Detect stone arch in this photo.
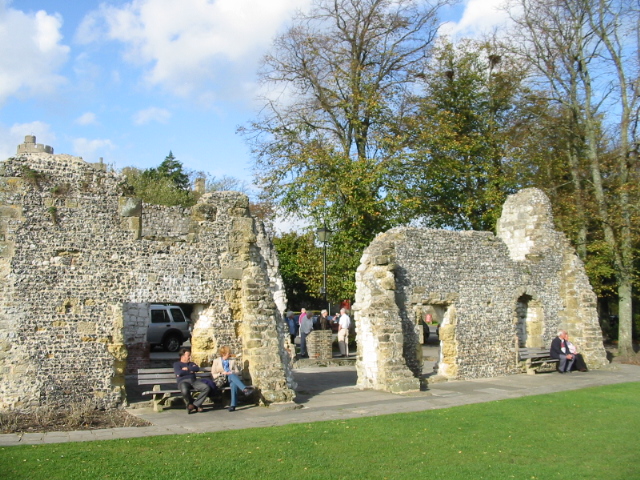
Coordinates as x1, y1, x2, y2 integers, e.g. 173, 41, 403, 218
411, 302, 458, 380
514, 293, 545, 348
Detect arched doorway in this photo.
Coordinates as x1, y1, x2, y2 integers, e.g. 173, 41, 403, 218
515, 294, 544, 348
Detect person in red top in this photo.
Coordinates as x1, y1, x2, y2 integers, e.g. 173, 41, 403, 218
298, 308, 307, 325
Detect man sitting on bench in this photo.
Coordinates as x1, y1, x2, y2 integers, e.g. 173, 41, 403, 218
550, 330, 575, 374
174, 348, 211, 414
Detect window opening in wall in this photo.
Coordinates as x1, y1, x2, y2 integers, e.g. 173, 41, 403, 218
123, 302, 197, 364
146, 303, 193, 354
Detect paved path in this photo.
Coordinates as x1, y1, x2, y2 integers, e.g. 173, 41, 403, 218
2, 362, 639, 446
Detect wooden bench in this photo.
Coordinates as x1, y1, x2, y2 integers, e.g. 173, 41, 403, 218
137, 367, 252, 412
516, 347, 559, 375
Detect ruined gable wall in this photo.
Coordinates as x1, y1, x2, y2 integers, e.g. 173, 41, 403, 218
497, 188, 607, 369
355, 188, 607, 391
0, 153, 294, 411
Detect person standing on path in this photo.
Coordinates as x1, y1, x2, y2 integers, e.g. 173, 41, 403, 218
299, 309, 313, 358
317, 309, 331, 330
285, 310, 296, 344
338, 308, 351, 357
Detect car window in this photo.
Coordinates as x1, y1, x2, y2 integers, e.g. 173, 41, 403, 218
151, 309, 168, 323
170, 308, 186, 323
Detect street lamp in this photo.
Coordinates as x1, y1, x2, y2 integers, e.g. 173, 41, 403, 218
316, 225, 332, 310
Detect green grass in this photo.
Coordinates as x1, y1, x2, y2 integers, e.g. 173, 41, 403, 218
2, 382, 639, 480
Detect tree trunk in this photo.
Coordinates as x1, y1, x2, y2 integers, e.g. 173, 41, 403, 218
617, 275, 634, 357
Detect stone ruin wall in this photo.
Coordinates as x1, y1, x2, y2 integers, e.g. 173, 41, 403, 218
0, 146, 294, 411
354, 188, 608, 393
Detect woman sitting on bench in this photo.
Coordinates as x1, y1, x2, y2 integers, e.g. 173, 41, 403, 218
212, 346, 253, 412
565, 334, 588, 372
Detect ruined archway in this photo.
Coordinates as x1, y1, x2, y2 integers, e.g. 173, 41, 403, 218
515, 294, 545, 348
354, 188, 608, 393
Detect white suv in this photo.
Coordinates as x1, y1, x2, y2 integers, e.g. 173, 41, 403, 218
146, 304, 191, 352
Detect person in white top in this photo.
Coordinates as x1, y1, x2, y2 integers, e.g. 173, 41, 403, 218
338, 308, 351, 357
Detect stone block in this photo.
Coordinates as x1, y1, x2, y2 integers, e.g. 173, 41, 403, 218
232, 217, 254, 234
191, 203, 217, 221
0, 241, 14, 258
118, 197, 142, 217
374, 255, 390, 265
222, 268, 244, 280
380, 276, 396, 290
76, 322, 96, 335
0, 205, 22, 218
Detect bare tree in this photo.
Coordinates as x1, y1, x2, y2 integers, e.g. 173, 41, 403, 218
242, 0, 451, 299
243, 0, 450, 223
508, 0, 639, 355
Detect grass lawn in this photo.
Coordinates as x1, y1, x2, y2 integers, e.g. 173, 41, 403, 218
1, 382, 639, 480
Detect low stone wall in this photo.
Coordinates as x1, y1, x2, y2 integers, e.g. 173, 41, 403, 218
307, 330, 333, 360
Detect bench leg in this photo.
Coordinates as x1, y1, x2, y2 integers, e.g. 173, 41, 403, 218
525, 359, 537, 375
151, 385, 173, 412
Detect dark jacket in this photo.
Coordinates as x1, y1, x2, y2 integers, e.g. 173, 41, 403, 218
173, 361, 201, 385
549, 337, 566, 359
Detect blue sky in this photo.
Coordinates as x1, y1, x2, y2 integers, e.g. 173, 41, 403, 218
1, 0, 508, 206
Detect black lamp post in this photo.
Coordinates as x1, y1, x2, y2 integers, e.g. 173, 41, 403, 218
316, 225, 331, 310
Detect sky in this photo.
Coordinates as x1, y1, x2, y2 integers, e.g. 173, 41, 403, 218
0, 0, 509, 220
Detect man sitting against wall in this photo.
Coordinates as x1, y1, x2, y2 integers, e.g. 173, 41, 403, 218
550, 330, 575, 374
174, 348, 211, 414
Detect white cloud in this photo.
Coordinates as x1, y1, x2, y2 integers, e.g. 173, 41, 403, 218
439, 0, 511, 39
133, 107, 171, 125
72, 138, 115, 160
76, 0, 311, 100
75, 112, 98, 126
0, 1, 70, 105
0, 121, 56, 160
273, 213, 310, 234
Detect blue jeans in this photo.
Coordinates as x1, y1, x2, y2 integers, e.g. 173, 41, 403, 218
227, 373, 247, 407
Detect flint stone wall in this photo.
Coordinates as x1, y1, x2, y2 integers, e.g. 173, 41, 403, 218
0, 149, 294, 411
354, 188, 607, 393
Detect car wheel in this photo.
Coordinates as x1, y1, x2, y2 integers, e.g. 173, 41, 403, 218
163, 333, 182, 352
